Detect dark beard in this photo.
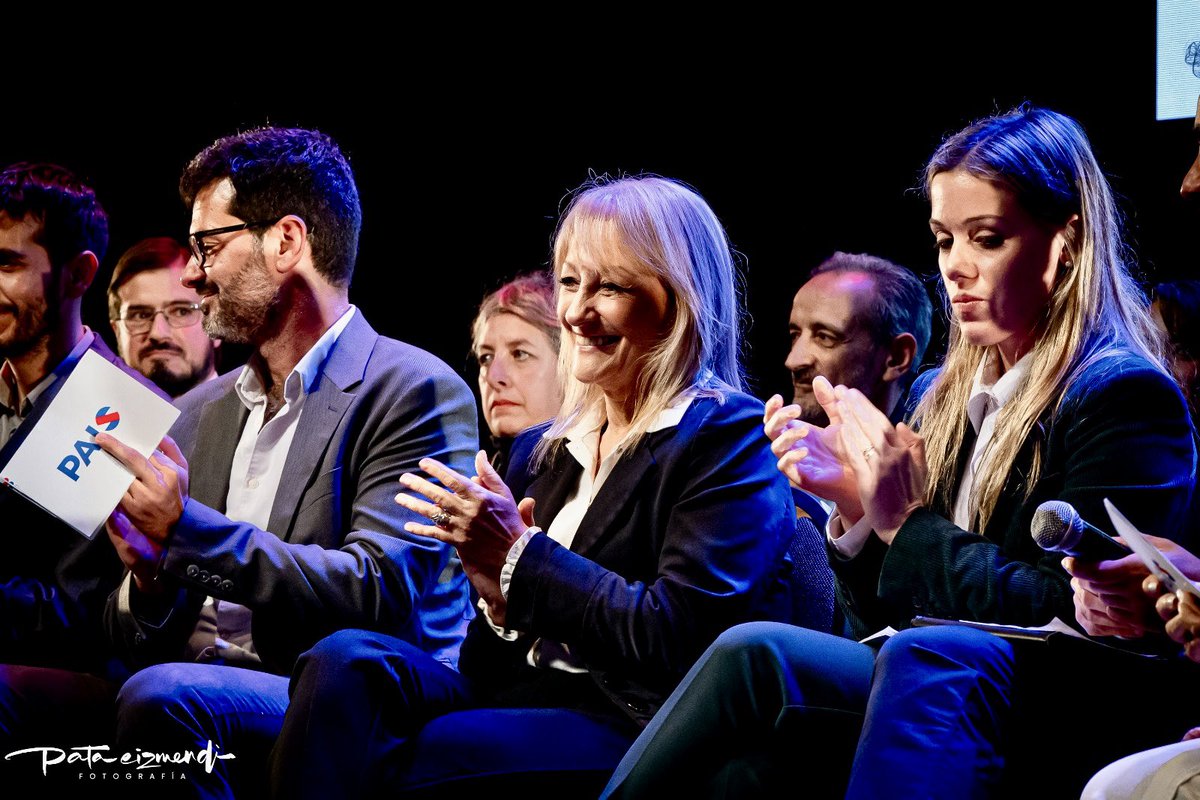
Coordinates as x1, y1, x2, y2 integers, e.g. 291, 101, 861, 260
0, 299, 54, 362
791, 400, 829, 427
790, 369, 828, 426
144, 353, 213, 398
199, 245, 279, 344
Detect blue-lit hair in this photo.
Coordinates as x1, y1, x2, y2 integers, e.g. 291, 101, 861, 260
0, 162, 108, 270
914, 106, 1168, 531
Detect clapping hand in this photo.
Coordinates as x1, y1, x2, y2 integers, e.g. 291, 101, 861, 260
764, 377, 863, 522
395, 451, 535, 626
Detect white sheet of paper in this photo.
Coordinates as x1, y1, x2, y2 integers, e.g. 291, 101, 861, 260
0, 350, 179, 537
1104, 497, 1200, 600
858, 627, 898, 645
906, 616, 1087, 642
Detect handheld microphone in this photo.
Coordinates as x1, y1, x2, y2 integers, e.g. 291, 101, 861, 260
1030, 500, 1132, 562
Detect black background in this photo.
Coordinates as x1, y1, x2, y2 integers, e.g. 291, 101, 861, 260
6, 11, 1197, 403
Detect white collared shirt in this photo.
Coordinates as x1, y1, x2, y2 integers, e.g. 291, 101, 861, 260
0, 329, 95, 449
950, 350, 1032, 529
481, 393, 696, 673
546, 396, 694, 550
184, 307, 357, 665
828, 350, 1032, 558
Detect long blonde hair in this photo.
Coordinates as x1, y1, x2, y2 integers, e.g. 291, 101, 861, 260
536, 176, 744, 463
913, 106, 1166, 531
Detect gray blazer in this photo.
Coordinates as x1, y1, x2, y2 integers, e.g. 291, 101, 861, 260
105, 312, 478, 673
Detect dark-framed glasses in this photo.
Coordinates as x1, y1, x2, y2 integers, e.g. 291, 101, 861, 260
188, 217, 282, 271
115, 303, 203, 335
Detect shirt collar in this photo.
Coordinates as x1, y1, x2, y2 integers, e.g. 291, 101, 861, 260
234, 306, 357, 410
561, 391, 696, 470
967, 348, 1032, 433
0, 328, 95, 418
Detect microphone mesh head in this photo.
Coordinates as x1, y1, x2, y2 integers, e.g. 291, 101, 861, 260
1030, 500, 1080, 551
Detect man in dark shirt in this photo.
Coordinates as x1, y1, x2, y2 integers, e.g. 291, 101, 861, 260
0, 163, 168, 770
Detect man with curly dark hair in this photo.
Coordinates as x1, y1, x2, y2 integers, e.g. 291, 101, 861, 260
99, 128, 478, 797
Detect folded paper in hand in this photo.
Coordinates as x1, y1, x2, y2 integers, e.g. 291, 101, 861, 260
0, 350, 179, 538
1104, 497, 1200, 601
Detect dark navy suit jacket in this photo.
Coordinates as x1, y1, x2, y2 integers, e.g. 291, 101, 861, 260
459, 389, 804, 725
833, 352, 1196, 637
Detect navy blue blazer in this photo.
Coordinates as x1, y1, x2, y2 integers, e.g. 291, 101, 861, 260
833, 352, 1196, 637
459, 390, 799, 724
0, 335, 167, 676
105, 313, 478, 674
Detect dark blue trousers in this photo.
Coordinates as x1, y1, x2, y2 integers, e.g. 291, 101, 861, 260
847, 626, 1014, 799
602, 621, 876, 798
269, 629, 639, 799
604, 622, 1200, 799
115, 662, 290, 799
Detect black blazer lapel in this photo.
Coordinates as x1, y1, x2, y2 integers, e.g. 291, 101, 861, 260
983, 419, 1047, 542
930, 423, 979, 522
569, 442, 659, 557
527, 454, 583, 533
189, 392, 247, 513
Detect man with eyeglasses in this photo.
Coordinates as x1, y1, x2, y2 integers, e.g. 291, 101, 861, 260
0, 163, 169, 770
108, 236, 220, 398
95, 128, 477, 796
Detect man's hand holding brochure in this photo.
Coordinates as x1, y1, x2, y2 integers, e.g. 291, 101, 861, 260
0, 349, 178, 541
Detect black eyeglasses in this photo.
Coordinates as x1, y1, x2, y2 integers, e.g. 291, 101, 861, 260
115, 303, 203, 335
188, 217, 282, 271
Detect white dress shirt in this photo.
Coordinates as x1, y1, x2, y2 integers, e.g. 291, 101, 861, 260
950, 350, 1032, 530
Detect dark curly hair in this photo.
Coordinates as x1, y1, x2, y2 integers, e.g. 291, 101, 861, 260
180, 127, 361, 287
0, 162, 108, 269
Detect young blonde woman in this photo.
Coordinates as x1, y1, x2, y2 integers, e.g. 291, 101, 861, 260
602, 107, 1196, 799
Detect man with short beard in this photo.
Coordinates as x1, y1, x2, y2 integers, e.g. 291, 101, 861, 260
0, 163, 169, 769
765, 253, 932, 528
108, 237, 220, 398
98, 128, 477, 797
781, 252, 931, 427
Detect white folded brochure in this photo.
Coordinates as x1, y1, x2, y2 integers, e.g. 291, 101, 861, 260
1104, 497, 1200, 601
0, 350, 179, 537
